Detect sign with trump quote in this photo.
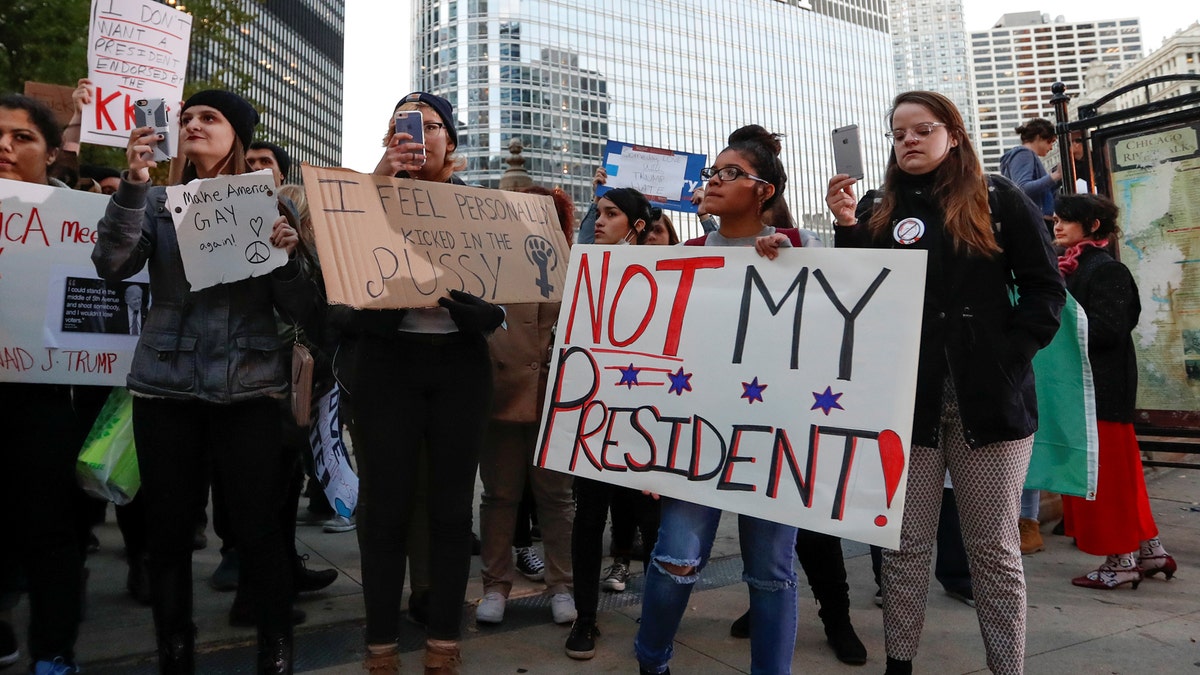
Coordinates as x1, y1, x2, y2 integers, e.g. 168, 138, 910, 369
301, 164, 570, 308
0, 178, 147, 386
534, 245, 927, 549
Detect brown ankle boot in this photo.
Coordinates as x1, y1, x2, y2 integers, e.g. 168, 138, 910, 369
363, 644, 400, 673
1019, 517, 1045, 554
423, 640, 461, 674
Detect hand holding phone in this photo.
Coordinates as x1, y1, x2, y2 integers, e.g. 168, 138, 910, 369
393, 110, 426, 160
831, 124, 864, 180
134, 98, 172, 161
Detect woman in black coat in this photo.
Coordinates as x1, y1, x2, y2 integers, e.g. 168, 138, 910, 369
1053, 193, 1177, 590
827, 91, 1064, 675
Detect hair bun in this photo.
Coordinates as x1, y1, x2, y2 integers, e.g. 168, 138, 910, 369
727, 124, 782, 156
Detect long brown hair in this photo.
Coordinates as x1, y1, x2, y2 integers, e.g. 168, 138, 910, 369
868, 91, 1000, 257
168, 137, 249, 185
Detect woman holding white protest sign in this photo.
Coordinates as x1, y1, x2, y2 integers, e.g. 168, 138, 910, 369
346, 92, 504, 675
633, 125, 802, 675
0, 92, 109, 675
92, 89, 318, 675
827, 91, 1064, 675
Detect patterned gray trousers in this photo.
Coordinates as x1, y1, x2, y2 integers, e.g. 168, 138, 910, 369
882, 383, 1033, 674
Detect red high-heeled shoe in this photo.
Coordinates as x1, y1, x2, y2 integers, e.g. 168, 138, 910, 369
1138, 554, 1177, 580
1071, 567, 1142, 590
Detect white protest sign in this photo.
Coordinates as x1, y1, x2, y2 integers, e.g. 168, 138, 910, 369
534, 245, 927, 549
0, 178, 146, 385
165, 170, 287, 291
309, 385, 358, 517
83, 0, 192, 151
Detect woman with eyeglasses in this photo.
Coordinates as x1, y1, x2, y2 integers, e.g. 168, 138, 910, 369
827, 92, 1064, 675
634, 125, 803, 675
348, 92, 506, 674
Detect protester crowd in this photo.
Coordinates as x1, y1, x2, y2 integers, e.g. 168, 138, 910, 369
0, 68, 1182, 675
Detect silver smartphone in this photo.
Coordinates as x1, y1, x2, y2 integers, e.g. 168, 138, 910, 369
393, 109, 425, 159
134, 98, 171, 161
831, 124, 864, 180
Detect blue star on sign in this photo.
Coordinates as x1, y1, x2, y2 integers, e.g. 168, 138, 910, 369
617, 363, 641, 389
811, 386, 845, 415
667, 367, 693, 396
741, 377, 767, 404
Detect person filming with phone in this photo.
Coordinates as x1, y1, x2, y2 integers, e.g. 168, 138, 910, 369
349, 92, 504, 674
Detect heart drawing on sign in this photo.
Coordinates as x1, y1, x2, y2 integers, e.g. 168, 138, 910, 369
250, 217, 265, 237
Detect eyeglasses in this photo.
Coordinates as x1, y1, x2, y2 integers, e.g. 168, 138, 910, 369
423, 122, 446, 135
700, 165, 771, 185
884, 122, 947, 144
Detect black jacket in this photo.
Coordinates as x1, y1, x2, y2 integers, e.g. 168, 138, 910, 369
1065, 246, 1140, 422
835, 172, 1065, 448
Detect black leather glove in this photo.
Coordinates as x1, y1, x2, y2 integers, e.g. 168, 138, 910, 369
437, 289, 505, 334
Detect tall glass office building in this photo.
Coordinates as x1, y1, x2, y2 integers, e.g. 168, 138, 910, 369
412, 0, 895, 240
177, 0, 345, 173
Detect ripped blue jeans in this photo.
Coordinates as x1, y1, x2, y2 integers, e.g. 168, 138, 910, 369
634, 497, 798, 675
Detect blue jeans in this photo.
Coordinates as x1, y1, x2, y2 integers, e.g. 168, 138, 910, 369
635, 498, 798, 675
1020, 488, 1040, 520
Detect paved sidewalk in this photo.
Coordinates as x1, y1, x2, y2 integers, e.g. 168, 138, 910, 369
9, 469, 1199, 673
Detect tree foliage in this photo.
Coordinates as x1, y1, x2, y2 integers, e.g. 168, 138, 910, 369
0, 0, 91, 94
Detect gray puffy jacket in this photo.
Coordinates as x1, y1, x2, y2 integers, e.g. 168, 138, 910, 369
92, 176, 320, 404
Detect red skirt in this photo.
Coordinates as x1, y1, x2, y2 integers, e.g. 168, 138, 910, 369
1062, 421, 1158, 555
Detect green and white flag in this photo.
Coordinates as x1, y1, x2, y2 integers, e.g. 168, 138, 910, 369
1026, 292, 1099, 499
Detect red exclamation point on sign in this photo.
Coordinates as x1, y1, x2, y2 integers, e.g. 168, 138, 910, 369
873, 429, 905, 527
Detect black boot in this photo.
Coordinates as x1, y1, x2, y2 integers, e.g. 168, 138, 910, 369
796, 529, 867, 665
292, 554, 337, 594
156, 626, 195, 675
885, 656, 913, 675
150, 557, 196, 674
257, 631, 293, 675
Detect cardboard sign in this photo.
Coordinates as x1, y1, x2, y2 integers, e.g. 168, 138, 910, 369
600, 140, 707, 213
23, 82, 77, 127
164, 170, 288, 291
82, 0, 192, 151
0, 178, 147, 385
300, 164, 571, 309
534, 245, 928, 549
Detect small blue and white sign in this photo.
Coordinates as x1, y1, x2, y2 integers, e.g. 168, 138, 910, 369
599, 140, 707, 213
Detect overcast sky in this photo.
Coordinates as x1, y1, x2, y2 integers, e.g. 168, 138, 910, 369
340, 0, 1196, 169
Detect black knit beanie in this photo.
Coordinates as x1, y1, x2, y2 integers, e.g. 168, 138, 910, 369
182, 90, 259, 149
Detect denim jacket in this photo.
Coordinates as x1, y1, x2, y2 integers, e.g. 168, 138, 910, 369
92, 176, 320, 404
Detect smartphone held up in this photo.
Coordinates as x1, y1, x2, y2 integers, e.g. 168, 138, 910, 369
831, 124, 864, 180
393, 109, 426, 161
134, 98, 172, 161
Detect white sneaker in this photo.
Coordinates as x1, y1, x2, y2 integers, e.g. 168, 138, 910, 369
475, 591, 506, 624
322, 515, 356, 533
550, 592, 577, 625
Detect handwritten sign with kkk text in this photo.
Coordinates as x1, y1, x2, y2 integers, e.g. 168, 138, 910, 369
165, 170, 288, 291
83, 0, 192, 151
534, 246, 927, 548
301, 164, 571, 309
0, 178, 144, 385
